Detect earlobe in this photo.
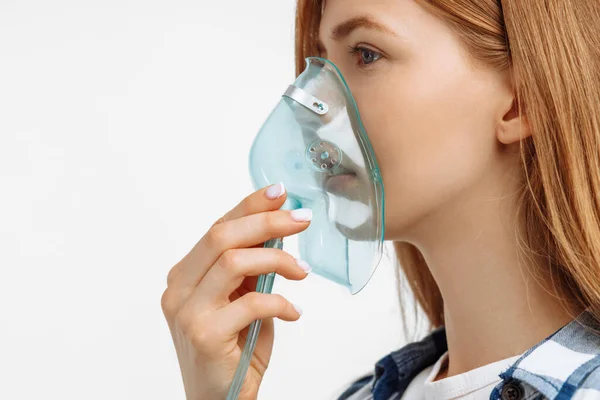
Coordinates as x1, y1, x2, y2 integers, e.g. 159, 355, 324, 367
497, 97, 531, 145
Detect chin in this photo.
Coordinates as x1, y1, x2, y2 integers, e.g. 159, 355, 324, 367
381, 208, 430, 243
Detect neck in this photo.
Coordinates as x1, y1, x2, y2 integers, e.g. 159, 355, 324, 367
405, 161, 583, 378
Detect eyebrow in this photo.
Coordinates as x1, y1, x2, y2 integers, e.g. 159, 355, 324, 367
331, 16, 398, 41
316, 15, 398, 54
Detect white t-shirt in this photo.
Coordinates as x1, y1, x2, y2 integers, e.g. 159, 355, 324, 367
399, 350, 523, 399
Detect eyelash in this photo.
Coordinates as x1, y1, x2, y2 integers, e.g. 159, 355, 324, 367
347, 45, 383, 68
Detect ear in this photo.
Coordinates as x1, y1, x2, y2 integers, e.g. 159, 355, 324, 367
496, 95, 531, 145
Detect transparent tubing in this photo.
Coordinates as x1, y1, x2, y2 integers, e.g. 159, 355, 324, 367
225, 237, 282, 400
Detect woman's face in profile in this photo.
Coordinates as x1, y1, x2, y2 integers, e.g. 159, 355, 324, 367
318, 0, 513, 241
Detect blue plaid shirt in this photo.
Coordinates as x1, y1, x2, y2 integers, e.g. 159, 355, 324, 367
337, 308, 600, 400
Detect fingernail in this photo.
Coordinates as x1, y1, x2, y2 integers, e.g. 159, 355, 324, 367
293, 303, 303, 316
290, 208, 312, 222
295, 258, 312, 273
265, 183, 285, 199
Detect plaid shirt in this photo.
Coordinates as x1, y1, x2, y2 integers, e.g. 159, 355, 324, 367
337, 308, 600, 400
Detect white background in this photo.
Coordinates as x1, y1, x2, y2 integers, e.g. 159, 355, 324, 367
0, 1, 422, 399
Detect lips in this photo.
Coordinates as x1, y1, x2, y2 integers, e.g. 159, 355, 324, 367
325, 173, 357, 193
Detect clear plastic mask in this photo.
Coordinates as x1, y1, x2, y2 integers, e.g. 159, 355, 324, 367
248, 57, 385, 294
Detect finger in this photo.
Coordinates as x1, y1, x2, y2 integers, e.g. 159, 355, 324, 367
169, 208, 313, 291
228, 276, 258, 302
166, 183, 287, 287
216, 182, 288, 224
215, 292, 302, 338
185, 248, 311, 311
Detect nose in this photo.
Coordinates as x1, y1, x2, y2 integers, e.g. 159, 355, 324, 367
324, 55, 352, 84
317, 55, 361, 108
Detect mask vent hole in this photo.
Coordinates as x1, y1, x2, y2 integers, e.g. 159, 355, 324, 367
306, 139, 343, 172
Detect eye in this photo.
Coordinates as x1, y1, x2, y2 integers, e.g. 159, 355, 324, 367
348, 45, 383, 67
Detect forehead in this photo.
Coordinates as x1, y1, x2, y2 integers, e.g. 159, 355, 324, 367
318, 0, 428, 41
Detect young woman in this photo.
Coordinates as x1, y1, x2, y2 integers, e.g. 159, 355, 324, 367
161, 1, 600, 399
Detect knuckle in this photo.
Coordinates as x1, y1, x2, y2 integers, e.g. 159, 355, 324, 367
242, 291, 261, 311
188, 321, 215, 349
275, 250, 292, 269
272, 294, 288, 311
220, 249, 239, 269
166, 264, 180, 287
262, 212, 279, 236
166, 271, 175, 287
205, 224, 227, 249
160, 289, 178, 318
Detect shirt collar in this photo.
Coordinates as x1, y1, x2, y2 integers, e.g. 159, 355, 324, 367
491, 307, 600, 399
372, 307, 600, 400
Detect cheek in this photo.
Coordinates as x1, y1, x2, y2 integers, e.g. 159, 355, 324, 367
352, 62, 499, 225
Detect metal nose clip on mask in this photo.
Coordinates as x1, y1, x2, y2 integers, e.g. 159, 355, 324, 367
226, 57, 385, 400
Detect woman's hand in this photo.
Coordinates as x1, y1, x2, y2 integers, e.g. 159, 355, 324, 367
161, 183, 312, 400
